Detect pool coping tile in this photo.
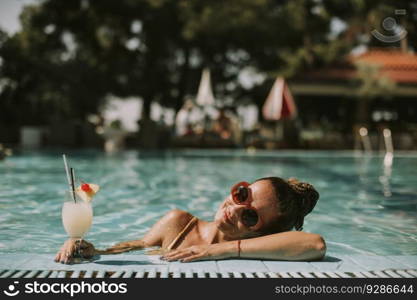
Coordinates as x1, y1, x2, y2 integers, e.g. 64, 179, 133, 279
0, 254, 416, 273
169, 261, 218, 273
347, 255, 411, 271
217, 259, 269, 273
309, 254, 367, 272
386, 256, 417, 269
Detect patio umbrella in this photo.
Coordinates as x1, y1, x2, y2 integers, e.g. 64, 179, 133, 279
196, 68, 215, 107
262, 77, 297, 121
194, 68, 219, 132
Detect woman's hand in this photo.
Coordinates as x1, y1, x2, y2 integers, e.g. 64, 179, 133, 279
54, 238, 77, 264
161, 243, 235, 263
54, 239, 96, 264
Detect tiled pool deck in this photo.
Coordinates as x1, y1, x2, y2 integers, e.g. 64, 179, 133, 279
1, 254, 416, 278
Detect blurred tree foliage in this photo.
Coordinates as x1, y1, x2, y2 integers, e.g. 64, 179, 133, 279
0, 0, 415, 128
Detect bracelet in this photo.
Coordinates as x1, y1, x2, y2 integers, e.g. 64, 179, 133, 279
237, 240, 241, 258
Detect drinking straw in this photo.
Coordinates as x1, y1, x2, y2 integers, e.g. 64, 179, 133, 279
70, 167, 76, 203
62, 154, 72, 188
62, 154, 76, 202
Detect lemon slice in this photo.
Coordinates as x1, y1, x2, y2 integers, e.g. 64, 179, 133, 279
76, 183, 100, 202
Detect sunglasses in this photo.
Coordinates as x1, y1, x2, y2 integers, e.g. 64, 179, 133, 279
230, 181, 260, 228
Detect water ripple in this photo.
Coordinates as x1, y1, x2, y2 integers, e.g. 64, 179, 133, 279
0, 150, 416, 255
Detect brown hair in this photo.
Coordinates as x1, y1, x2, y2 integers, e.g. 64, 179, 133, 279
255, 177, 319, 233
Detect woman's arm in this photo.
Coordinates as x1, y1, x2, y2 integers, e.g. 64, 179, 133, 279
94, 239, 146, 255
237, 231, 326, 260
162, 231, 326, 262
54, 209, 190, 263
54, 238, 147, 264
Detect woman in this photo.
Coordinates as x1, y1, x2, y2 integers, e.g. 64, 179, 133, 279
55, 177, 326, 264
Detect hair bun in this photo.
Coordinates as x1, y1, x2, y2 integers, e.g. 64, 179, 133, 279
287, 178, 319, 217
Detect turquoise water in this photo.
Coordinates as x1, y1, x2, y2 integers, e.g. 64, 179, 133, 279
0, 150, 416, 256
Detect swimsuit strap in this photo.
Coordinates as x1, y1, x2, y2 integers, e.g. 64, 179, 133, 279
166, 216, 198, 250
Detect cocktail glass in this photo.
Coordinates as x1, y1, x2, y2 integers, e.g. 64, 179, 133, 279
62, 191, 93, 261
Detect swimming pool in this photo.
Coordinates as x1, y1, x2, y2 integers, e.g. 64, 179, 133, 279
0, 149, 416, 256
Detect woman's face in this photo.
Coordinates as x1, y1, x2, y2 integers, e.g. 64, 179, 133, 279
214, 180, 280, 239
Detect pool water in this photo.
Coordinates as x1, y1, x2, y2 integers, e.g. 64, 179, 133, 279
0, 150, 416, 256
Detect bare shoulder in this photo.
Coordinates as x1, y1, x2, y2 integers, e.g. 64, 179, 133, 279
161, 209, 194, 230
141, 209, 194, 247
159, 209, 195, 248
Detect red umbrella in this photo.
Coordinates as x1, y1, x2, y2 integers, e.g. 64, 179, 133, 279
262, 77, 297, 120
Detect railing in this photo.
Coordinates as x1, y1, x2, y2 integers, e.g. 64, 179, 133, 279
358, 127, 372, 152
382, 128, 394, 167
357, 127, 394, 162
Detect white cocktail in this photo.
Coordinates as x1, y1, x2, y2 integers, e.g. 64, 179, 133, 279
62, 191, 93, 239
60, 155, 99, 262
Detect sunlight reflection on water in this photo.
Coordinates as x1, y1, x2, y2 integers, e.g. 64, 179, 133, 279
0, 150, 416, 255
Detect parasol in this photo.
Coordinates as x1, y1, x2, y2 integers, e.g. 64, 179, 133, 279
262, 77, 297, 121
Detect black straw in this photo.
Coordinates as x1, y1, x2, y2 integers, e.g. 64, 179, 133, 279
70, 167, 76, 203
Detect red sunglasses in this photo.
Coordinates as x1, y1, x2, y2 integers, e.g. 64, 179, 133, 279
230, 181, 260, 228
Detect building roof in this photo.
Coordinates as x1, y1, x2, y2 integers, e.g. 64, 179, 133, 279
301, 49, 417, 84
350, 49, 417, 84
351, 49, 417, 70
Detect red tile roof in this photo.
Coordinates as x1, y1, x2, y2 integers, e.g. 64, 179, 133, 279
350, 49, 417, 83
351, 50, 417, 70
302, 49, 417, 84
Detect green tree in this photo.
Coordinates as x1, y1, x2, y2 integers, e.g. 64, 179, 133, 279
5, 0, 409, 132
